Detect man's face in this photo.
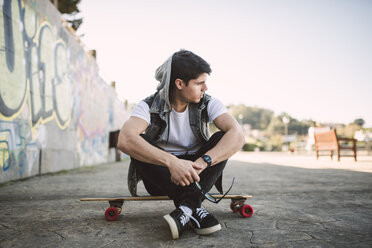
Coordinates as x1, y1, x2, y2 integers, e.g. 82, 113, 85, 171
179, 73, 208, 103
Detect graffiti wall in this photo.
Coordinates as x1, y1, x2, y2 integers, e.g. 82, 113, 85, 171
0, 0, 129, 183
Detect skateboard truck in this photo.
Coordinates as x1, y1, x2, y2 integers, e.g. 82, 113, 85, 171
230, 198, 253, 218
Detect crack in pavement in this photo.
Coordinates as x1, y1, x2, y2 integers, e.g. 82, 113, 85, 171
303, 231, 321, 240
51, 231, 66, 240
95, 229, 103, 237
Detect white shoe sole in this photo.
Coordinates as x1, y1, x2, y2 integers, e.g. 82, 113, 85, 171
163, 214, 179, 239
194, 224, 222, 235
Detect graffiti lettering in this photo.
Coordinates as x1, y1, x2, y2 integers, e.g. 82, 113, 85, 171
0, 0, 72, 129
0, 0, 28, 117
0, 0, 128, 182
0, 120, 38, 176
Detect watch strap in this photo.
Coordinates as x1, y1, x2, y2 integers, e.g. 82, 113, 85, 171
201, 155, 212, 167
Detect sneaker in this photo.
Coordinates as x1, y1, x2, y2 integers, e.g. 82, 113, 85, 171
163, 206, 192, 239
191, 206, 221, 235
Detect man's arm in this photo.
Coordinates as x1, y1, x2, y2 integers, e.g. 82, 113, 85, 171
117, 116, 203, 186
194, 112, 245, 173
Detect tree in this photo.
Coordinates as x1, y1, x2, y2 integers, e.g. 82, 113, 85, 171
337, 124, 361, 138
288, 118, 312, 135
50, 0, 83, 31
265, 116, 284, 135
353, 118, 365, 127
228, 104, 274, 130
265, 113, 312, 136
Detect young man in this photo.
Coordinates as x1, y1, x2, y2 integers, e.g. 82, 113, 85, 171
117, 50, 244, 239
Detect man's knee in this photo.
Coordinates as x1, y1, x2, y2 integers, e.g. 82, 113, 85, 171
139, 134, 163, 150
208, 131, 225, 146
140, 133, 153, 143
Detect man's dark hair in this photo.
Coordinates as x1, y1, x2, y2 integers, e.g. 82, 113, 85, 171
169, 50, 212, 92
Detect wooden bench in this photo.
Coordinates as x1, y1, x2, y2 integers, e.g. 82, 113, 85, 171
314, 129, 357, 161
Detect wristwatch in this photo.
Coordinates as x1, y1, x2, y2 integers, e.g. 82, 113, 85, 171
201, 155, 212, 168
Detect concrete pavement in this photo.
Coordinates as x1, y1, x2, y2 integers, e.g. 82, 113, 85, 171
1, 152, 372, 247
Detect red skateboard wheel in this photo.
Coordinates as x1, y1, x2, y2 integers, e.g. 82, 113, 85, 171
105, 207, 119, 221
239, 204, 253, 218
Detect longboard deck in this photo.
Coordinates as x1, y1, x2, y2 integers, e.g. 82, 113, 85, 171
80, 194, 252, 202
81, 194, 254, 220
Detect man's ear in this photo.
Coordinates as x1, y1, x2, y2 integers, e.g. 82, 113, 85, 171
175, 79, 184, 90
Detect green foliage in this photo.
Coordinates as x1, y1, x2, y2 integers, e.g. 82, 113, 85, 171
288, 118, 313, 135
242, 142, 264, 152
265, 134, 283, 151
51, 0, 83, 31
353, 118, 365, 127
55, 0, 81, 14
226, 104, 366, 151
266, 116, 284, 135
264, 113, 313, 136
228, 104, 274, 130
229, 104, 313, 136
336, 124, 362, 138
242, 143, 256, 151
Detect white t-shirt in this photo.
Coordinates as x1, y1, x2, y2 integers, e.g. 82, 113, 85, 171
131, 97, 227, 155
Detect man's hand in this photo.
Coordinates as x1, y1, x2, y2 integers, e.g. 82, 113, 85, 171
168, 158, 204, 186
193, 158, 208, 175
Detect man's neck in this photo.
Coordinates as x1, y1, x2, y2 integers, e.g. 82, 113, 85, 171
171, 100, 188, 113
170, 92, 188, 113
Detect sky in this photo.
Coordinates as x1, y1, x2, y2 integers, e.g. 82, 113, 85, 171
76, 0, 372, 127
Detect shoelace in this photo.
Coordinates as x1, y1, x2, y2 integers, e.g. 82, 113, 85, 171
195, 207, 209, 220
179, 215, 189, 226
179, 206, 200, 228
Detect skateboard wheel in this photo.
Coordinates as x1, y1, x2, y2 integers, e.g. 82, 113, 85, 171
105, 207, 119, 221
230, 202, 239, 213
239, 204, 253, 218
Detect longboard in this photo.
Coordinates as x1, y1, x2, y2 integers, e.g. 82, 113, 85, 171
80, 194, 253, 221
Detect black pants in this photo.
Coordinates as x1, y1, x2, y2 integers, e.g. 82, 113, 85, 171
130, 131, 227, 211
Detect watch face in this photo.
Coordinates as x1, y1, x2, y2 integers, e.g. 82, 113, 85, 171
202, 155, 211, 164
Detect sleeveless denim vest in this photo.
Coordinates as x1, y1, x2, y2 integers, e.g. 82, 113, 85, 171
127, 92, 224, 196
143, 91, 211, 144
